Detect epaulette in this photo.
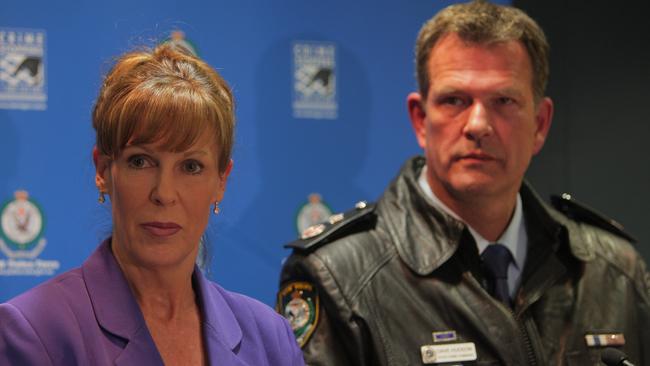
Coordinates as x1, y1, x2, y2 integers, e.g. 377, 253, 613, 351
550, 193, 637, 243
285, 201, 376, 252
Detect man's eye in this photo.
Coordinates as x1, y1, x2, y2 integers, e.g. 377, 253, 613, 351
183, 160, 203, 175
440, 97, 465, 106
127, 155, 150, 169
496, 97, 515, 105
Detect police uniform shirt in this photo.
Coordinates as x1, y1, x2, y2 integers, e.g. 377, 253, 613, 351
417, 167, 527, 299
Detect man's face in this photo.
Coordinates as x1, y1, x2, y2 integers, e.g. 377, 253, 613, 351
408, 33, 553, 204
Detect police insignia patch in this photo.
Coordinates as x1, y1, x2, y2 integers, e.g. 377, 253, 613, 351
277, 281, 319, 347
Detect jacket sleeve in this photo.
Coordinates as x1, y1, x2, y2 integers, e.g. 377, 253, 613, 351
0, 303, 53, 365
279, 253, 372, 366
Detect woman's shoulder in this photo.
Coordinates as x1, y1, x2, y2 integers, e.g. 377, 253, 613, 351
1, 266, 92, 339
0, 267, 93, 365
4, 266, 86, 315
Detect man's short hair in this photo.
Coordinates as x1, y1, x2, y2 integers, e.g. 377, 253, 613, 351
415, 0, 549, 102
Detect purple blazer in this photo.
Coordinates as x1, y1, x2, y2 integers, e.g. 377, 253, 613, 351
0, 240, 304, 366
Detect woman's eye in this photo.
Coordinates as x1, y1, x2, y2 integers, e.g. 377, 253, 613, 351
183, 160, 203, 175
127, 155, 150, 169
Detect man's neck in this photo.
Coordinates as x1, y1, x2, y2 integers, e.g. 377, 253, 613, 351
426, 176, 518, 242
450, 196, 516, 242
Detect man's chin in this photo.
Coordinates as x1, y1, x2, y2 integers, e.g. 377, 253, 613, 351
445, 177, 504, 199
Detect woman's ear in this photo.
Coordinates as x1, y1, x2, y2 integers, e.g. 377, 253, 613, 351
215, 159, 234, 202
93, 146, 111, 194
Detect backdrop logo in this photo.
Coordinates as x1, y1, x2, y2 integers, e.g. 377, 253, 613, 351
0, 28, 47, 110
296, 193, 332, 235
0, 190, 59, 276
292, 41, 337, 119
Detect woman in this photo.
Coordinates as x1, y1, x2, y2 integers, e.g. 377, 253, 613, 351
0, 44, 304, 365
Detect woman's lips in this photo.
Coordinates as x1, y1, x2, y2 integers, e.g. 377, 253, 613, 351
141, 222, 182, 237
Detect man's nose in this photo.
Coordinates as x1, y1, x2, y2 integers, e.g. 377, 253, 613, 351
462, 102, 493, 142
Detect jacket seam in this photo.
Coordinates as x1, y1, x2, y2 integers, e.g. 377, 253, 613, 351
350, 243, 397, 302
590, 246, 650, 305
312, 252, 354, 314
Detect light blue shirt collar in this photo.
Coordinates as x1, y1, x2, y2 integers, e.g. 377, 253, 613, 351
418, 167, 528, 298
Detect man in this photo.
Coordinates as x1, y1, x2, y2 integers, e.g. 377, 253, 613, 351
277, 1, 650, 365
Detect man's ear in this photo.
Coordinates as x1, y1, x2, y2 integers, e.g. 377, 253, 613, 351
407, 92, 427, 149
532, 97, 554, 155
93, 146, 111, 194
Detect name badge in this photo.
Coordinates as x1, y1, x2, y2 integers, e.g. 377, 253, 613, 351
421, 342, 477, 364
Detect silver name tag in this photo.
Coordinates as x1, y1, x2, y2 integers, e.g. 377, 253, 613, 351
421, 342, 478, 364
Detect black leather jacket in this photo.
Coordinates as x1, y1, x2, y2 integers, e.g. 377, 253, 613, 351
278, 157, 650, 365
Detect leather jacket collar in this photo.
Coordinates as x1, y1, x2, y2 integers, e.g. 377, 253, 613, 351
376, 156, 593, 277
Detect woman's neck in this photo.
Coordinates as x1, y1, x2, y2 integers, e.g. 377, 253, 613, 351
110, 239, 198, 321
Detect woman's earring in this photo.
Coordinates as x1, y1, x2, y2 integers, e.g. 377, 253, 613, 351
213, 202, 220, 214
98, 191, 106, 204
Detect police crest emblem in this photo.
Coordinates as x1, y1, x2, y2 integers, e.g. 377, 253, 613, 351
0, 190, 46, 259
296, 193, 332, 236
277, 281, 319, 347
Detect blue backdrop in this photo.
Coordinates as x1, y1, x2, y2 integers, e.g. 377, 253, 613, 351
0, 0, 509, 305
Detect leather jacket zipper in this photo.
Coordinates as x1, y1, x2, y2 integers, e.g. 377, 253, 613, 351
509, 307, 537, 366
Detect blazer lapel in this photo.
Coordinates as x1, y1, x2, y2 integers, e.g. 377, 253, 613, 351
194, 269, 250, 366
82, 239, 163, 365
204, 339, 251, 366
114, 327, 164, 366
83, 240, 251, 366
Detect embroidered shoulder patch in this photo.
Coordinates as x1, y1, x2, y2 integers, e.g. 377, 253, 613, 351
277, 281, 319, 347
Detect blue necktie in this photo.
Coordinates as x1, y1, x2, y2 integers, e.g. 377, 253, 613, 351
481, 243, 513, 307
